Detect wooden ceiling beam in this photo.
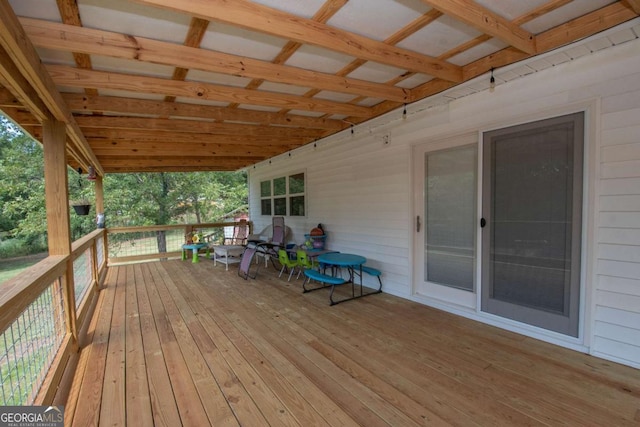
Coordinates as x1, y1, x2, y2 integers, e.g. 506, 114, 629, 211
74, 115, 326, 138
419, 0, 536, 54
98, 156, 260, 171
62, 94, 345, 130
55, 0, 99, 97
78, 128, 310, 146
463, 2, 637, 80
165, 17, 209, 104
104, 164, 246, 173
536, 1, 639, 52
362, 1, 637, 128
47, 65, 373, 118
622, 0, 640, 14
130, 0, 462, 82
0, 0, 101, 174
90, 143, 291, 158
22, 18, 408, 103
0, 85, 21, 107
0, 46, 49, 121
28, 128, 310, 146
229, 0, 348, 110
281, 8, 443, 117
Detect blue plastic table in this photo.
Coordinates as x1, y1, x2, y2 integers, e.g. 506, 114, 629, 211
182, 243, 209, 263
315, 252, 380, 305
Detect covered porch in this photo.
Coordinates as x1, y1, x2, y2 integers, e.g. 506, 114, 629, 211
65, 259, 640, 426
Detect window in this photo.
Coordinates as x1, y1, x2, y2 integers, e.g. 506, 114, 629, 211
260, 172, 305, 216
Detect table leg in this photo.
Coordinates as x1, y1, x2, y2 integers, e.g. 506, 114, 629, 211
182, 249, 187, 261
192, 248, 199, 263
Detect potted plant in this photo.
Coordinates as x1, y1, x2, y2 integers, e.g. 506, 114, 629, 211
70, 199, 92, 215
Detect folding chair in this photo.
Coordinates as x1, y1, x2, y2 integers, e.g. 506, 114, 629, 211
237, 246, 259, 280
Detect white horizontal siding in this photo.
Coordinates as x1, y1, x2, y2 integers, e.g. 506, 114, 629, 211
249, 129, 412, 293
593, 39, 640, 367
248, 29, 640, 368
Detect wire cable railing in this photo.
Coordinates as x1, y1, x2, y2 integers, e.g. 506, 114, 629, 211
0, 229, 107, 406
0, 279, 66, 405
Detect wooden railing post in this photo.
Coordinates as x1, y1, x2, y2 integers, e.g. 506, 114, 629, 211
43, 118, 78, 346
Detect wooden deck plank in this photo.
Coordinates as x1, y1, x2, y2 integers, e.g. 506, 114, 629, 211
64, 267, 111, 427
99, 265, 126, 426
188, 263, 427, 427
168, 261, 357, 427
288, 285, 633, 426
71, 267, 117, 427
164, 262, 306, 427
134, 263, 182, 427
139, 263, 211, 426
147, 262, 239, 426
210, 266, 512, 426
125, 265, 153, 427
352, 294, 640, 424
67, 260, 640, 426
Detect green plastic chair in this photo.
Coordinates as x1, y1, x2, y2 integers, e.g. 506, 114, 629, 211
277, 249, 298, 281
296, 249, 318, 279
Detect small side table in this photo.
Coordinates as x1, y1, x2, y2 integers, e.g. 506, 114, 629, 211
182, 243, 209, 263
213, 245, 245, 270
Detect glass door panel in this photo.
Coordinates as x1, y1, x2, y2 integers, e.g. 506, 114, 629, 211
481, 113, 584, 337
425, 145, 477, 291
413, 137, 478, 308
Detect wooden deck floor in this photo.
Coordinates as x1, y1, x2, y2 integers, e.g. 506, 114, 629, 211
65, 259, 640, 426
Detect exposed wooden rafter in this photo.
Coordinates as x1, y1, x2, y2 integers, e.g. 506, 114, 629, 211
22, 18, 409, 104
47, 65, 374, 118
55, 0, 99, 97
165, 17, 209, 105
420, 0, 536, 54
62, 94, 344, 130
0, 0, 101, 174
130, 0, 464, 82
1, 0, 637, 173
623, 0, 640, 14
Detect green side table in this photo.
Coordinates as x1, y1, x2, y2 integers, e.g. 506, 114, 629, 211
182, 243, 209, 263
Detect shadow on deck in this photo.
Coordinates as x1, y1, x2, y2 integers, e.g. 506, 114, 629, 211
65, 259, 640, 426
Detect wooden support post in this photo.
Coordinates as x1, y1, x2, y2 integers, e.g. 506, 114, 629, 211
43, 118, 78, 347
93, 175, 104, 289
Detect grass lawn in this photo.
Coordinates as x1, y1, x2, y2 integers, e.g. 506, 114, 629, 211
0, 253, 48, 284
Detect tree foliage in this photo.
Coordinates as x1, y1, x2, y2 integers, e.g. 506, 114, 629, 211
0, 115, 248, 256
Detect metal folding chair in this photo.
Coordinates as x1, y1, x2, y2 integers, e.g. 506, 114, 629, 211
237, 246, 259, 280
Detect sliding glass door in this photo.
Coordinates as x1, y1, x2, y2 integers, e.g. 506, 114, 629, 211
481, 113, 584, 337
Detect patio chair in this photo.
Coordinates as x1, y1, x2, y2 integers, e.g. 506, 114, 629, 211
237, 246, 259, 280
296, 249, 318, 279
277, 249, 298, 281
249, 216, 290, 268
223, 219, 249, 245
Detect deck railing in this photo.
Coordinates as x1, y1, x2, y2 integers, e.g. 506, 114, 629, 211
0, 221, 249, 405
106, 221, 252, 265
0, 229, 107, 406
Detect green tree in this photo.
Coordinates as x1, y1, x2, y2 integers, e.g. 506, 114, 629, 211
103, 170, 247, 252
2, 115, 249, 256
0, 117, 47, 252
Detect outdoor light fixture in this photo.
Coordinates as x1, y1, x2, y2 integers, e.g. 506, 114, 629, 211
489, 67, 496, 93
87, 166, 97, 181
403, 103, 407, 120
